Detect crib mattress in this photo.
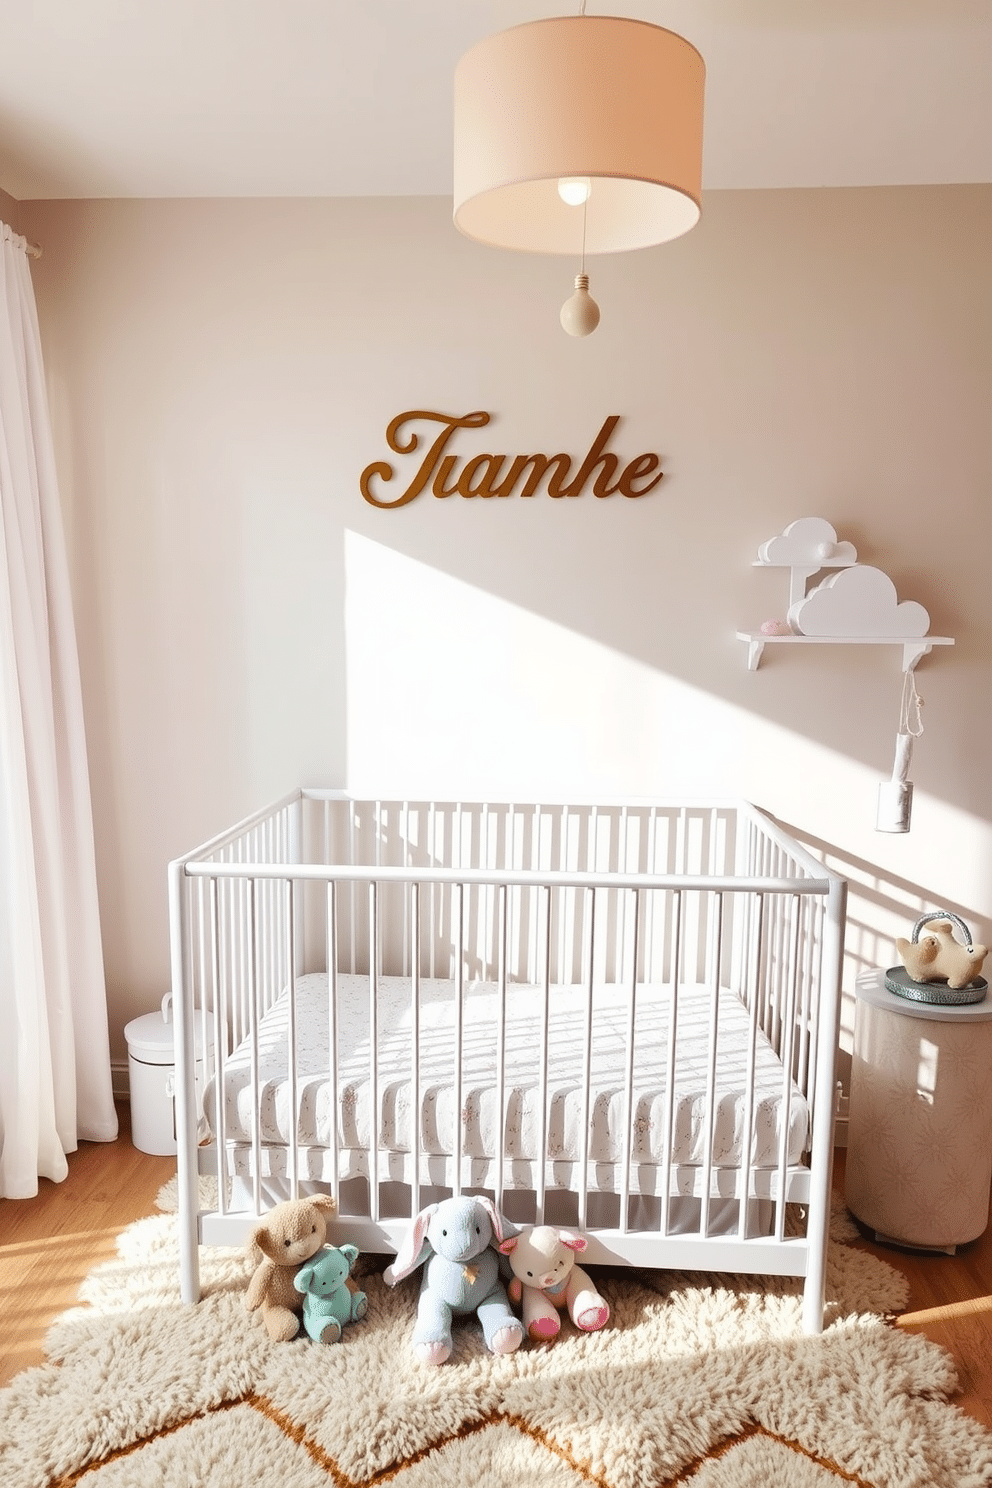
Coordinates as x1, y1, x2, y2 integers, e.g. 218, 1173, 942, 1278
203, 973, 808, 1173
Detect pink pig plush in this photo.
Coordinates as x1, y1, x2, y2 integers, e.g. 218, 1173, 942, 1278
498, 1224, 610, 1341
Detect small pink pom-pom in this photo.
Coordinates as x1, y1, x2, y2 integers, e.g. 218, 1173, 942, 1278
759, 619, 792, 636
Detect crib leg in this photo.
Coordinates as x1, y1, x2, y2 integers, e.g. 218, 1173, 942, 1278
170, 860, 202, 1307
801, 1266, 825, 1335
801, 1173, 831, 1334
175, 1063, 201, 1305
179, 1171, 201, 1306
801, 1198, 830, 1336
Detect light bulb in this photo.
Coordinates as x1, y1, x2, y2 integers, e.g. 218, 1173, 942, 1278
560, 274, 600, 337
557, 176, 592, 207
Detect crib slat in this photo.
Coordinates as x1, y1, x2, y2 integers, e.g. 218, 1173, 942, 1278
658, 889, 682, 1239
368, 881, 380, 1224
286, 881, 300, 1204
618, 888, 641, 1235
208, 877, 230, 1219
805, 896, 826, 1133
698, 891, 724, 1239
735, 891, 763, 1241
410, 882, 421, 1218
795, 895, 816, 1098
494, 883, 508, 1215
774, 895, 803, 1243
326, 883, 340, 1209
577, 886, 595, 1233
347, 807, 358, 975
536, 885, 552, 1225
246, 879, 262, 1216
453, 881, 465, 1199
558, 806, 572, 982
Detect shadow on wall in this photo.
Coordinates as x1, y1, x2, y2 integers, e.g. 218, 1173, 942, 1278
780, 818, 991, 1091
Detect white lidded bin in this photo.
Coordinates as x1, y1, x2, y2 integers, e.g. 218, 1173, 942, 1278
124, 994, 212, 1156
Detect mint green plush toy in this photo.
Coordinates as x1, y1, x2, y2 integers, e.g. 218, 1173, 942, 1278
294, 1244, 367, 1344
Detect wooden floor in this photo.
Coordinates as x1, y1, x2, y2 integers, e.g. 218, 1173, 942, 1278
0, 1103, 176, 1389
832, 1145, 992, 1430
1, 1116, 990, 1429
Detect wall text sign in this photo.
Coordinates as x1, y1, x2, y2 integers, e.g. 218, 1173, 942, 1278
360, 410, 663, 509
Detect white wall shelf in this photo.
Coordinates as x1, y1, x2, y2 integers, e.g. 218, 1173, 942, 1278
741, 520, 954, 675
737, 631, 954, 673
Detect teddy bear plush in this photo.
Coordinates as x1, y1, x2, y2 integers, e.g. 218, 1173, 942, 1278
897, 919, 988, 990
243, 1194, 339, 1341
294, 1243, 368, 1344
498, 1225, 609, 1341
383, 1195, 524, 1365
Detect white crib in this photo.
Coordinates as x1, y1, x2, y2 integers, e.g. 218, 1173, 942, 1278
169, 791, 847, 1333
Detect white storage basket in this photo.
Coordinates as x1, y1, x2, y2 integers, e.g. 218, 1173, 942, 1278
125, 995, 212, 1155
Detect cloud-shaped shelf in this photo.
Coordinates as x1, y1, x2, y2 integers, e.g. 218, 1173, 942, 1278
788, 565, 930, 638
757, 517, 858, 567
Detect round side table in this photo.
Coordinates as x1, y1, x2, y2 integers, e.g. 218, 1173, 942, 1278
845, 968, 992, 1252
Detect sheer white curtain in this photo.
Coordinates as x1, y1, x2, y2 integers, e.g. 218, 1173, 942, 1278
0, 221, 117, 1198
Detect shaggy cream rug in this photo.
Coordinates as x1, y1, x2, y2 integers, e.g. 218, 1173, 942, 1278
1, 1187, 990, 1488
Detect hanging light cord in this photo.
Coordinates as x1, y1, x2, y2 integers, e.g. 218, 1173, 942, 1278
578, 0, 589, 272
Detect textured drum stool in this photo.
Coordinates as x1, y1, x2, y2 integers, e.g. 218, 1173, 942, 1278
845, 969, 992, 1251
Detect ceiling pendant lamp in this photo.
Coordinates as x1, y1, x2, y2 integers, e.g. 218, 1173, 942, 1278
453, 10, 705, 336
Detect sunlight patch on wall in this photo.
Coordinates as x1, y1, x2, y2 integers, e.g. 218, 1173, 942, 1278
343, 532, 990, 914
345, 530, 741, 800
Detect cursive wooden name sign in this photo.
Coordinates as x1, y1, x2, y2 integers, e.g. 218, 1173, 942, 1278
360, 410, 663, 509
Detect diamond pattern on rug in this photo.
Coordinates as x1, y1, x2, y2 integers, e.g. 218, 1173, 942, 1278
3, 1208, 992, 1488
63, 1402, 330, 1487
366, 1419, 599, 1486
681, 1431, 857, 1486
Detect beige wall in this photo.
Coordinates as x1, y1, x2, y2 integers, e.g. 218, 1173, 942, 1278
1, 186, 22, 230
19, 188, 992, 1075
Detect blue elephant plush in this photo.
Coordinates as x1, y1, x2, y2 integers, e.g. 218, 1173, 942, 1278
383, 1195, 524, 1365
294, 1243, 368, 1344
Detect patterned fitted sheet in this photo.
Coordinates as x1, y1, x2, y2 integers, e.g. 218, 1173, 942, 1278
202, 973, 809, 1172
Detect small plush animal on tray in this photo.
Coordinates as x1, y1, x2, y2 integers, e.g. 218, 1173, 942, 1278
294, 1243, 368, 1344
898, 919, 988, 990
498, 1224, 609, 1341
243, 1195, 339, 1342
383, 1195, 524, 1365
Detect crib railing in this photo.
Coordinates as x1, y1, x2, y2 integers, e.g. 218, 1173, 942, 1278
169, 793, 846, 1333
178, 793, 830, 1013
